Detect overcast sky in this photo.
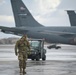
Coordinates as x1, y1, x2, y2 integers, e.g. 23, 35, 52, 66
0, 0, 76, 38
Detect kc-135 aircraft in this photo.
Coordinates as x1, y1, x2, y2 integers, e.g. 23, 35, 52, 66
0, 0, 76, 49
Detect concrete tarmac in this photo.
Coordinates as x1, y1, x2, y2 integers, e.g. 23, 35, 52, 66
0, 60, 76, 75
0, 44, 76, 75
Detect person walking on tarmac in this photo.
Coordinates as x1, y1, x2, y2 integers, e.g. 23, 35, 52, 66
15, 35, 30, 74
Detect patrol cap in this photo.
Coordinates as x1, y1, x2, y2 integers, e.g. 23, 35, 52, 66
21, 35, 27, 39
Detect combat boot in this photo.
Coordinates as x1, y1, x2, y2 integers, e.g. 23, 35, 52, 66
20, 68, 22, 73
23, 69, 26, 74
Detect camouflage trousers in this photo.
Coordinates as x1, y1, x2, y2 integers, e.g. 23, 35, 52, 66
18, 52, 27, 69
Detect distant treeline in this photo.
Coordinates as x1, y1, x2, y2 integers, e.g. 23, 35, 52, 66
0, 37, 49, 45
0, 37, 19, 44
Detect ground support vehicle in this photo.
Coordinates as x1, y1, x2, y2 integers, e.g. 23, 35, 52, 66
28, 39, 46, 61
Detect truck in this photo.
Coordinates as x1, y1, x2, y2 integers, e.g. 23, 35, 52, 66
27, 39, 46, 61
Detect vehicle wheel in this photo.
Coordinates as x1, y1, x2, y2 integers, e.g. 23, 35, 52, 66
42, 55, 46, 61
31, 58, 34, 61
36, 55, 39, 61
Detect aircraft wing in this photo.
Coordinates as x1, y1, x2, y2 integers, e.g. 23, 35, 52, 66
0, 26, 28, 36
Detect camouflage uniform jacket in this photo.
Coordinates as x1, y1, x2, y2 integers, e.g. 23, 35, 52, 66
15, 39, 30, 60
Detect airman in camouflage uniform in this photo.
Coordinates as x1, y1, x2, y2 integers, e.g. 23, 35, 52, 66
15, 35, 30, 74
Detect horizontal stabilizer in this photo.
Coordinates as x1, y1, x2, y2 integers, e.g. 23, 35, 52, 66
0, 26, 28, 36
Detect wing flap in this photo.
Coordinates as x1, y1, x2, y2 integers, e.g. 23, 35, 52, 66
0, 26, 28, 35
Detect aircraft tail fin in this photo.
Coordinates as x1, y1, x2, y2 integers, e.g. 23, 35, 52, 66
67, 10, 76, 26
11, 0, 43, 27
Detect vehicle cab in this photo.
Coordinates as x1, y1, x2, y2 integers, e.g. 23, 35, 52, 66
28, 39, 46, 61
